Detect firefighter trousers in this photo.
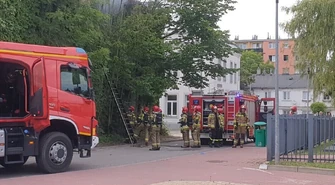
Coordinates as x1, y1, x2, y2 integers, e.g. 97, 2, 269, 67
181, 125, 190, 147
144, 124, 151, 143
233, 126, 247, 146
151, 125, 161, 149
210, 128, 223, 146
192, 124, 201, 147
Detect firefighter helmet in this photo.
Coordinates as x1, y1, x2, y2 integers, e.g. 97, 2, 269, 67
291, 106, 297, 112
153, 105, 160, 112
129, 106, 135, 111
218, 108, 224, 114
212, 105, 218, 111
241, 105, 247, 110
144, 107, 149, 112
182, 106, 188, 113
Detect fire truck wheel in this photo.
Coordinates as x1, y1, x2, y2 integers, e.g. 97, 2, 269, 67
36, 132, 73, 174
0, 157, 29, 169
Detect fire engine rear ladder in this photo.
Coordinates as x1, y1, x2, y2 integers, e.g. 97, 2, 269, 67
227, 97, 236, 128
103, 72, 136, 145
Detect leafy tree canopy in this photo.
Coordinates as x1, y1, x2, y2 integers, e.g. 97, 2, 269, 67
310, 102, 327, 114
164, 0, 239, 88
240, 50, 274, 89
283, 0, 335, 105
0, 0, 240, 135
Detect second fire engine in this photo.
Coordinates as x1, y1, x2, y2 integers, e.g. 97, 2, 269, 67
188, 90, 275, 145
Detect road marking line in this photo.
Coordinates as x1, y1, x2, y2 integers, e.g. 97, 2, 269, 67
242, 167, 274, 175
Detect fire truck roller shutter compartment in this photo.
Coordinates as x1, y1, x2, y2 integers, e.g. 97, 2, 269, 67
244, 100, 256, 140
0, 61, 30, 118
202, 99, 224, 127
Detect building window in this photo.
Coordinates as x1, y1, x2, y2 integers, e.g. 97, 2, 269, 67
283, 42, 289, 48
269, 42, 276, 49
265, 91, 272, 98
217, 77, 221, 81
185, 95, 189, 107
238, 43, 247, 49
230, 62, 233, 83
217, 84, 223, 89
302, 91, 310, 100
323, 93, 331, 101
269, 55, 276, 62
283, 91, 290, 100
252, 43, 262, 48
284, 55, 289, 62
282, 68, 289, 74
60, 66, 89, 98
234, 63, 237, 84
222, 61, 227, 68
167, 95, 177, 116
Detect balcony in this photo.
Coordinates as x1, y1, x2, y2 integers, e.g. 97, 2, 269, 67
245, 48, 263, 53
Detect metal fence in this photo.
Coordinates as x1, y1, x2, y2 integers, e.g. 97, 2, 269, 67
267, 114, 335, 163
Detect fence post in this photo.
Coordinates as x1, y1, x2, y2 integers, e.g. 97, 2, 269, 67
267, 113, 273, 161
308, 114, 314, 163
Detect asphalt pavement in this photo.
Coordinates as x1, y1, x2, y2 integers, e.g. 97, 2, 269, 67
2, 145, 335, 185
0, 140, 213, 179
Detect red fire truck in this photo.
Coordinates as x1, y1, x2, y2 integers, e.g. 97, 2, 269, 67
0, 41, 98, 173
188, 90, 275, 144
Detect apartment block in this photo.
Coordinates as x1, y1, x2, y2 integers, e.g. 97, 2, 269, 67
232, 35, 297, 74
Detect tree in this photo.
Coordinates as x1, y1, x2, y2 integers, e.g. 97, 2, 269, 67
310, 102, 327, 114
282, 0, 335, 105
164, 0, 239, 88
240, 50, 274, 89
0, 0, 240, 137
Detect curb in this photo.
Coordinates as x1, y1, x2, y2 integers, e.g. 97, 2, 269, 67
261, 164, 335, 176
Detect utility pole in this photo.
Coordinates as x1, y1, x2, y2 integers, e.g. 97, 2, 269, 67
307, 67, 310, 118
274, 0, 280, 165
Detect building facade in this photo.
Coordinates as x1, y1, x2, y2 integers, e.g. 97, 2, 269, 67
251, 74, 334, 115
232, 36, 296, 75
159, 52, 241, 121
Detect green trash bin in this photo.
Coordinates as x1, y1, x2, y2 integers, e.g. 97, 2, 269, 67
254, 122, 267, 147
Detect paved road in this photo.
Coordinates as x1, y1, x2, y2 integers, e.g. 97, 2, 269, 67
0, 140, 212, 179
1, 144, 335, 185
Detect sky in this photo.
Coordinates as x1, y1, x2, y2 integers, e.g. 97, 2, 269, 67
219, 0, 298, 40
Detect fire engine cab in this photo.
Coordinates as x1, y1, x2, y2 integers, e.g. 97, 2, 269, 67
188, 90, 275, 144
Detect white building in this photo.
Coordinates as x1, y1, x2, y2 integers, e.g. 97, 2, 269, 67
250, 74, 334, 115
159, 51, 241, 122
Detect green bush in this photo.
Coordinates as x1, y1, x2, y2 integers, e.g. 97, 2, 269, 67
310, 102, 327, 114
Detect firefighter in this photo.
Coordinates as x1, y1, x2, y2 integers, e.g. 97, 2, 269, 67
179, 106, 190, 148
138, 107, 151, 146
289, 106, 297, 115
127, 106, 137, 127
191, 105, 201, 148
233, 105, 250, 148
150, 105, 162, 151
218, 107, 225, 142
208, 106, 224, 147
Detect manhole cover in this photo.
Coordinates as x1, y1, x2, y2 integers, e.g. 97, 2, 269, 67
206, 160, 227, 163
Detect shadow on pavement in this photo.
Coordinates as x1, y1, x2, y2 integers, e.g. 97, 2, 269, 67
0, 158, 96, 179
